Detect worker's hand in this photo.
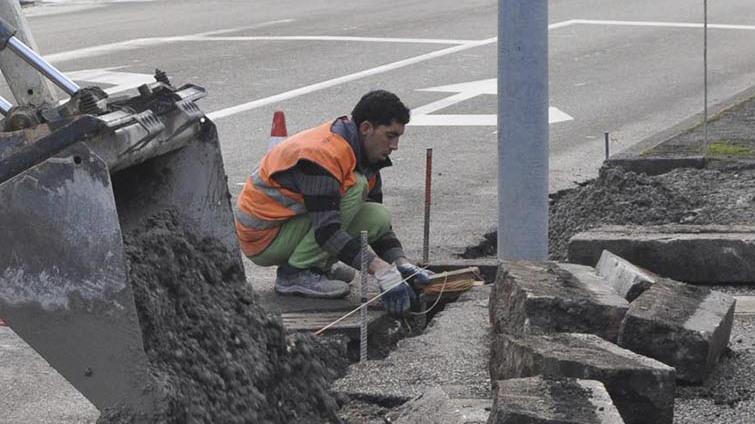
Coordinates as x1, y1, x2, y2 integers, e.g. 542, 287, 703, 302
374, 265, 415, 319
396, 262, 434, 287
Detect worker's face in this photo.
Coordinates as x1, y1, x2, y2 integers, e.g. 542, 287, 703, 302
360, 120, 404, 164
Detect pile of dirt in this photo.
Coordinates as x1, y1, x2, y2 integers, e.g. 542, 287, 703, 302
98, 210, 346, 424
462, 165, 755, 260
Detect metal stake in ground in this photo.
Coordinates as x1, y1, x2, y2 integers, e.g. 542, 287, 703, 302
359, 230, 368, 362
604, 132, 610, 160
423, 148, 433, 264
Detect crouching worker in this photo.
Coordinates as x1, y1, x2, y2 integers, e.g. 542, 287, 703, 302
235, 90, 433, 318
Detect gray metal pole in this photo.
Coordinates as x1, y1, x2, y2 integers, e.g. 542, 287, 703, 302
0, 0, 58, 107
498, 0, 549, 261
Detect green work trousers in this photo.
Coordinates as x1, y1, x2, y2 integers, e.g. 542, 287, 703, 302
249, 174, 391, 270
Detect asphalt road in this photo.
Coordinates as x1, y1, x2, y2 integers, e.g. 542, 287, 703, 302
3, 0, 755, 422
12, 0, 755, 258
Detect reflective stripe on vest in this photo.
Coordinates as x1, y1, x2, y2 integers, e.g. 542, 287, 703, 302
250, 170, 306, 215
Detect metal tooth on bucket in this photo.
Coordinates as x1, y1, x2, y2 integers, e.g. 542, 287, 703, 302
0, 20, 241, 416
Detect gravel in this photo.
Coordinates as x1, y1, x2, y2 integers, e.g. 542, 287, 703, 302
674, 317, 755, 424
97, 210, 346, 424
462, 165, 755, 261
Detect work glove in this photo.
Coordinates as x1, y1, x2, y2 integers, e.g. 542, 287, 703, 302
375, 265, 415, 319
396, 262, 434, 287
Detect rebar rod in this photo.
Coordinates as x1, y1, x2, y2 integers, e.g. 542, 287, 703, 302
422, 148, 433, 264
359, 230, 368, 362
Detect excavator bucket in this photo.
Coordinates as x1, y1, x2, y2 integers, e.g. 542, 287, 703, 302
0, 77, 241, 416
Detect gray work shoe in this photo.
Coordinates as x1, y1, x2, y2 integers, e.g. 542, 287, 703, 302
275, 268, 351, 299
326, 262, 357, 283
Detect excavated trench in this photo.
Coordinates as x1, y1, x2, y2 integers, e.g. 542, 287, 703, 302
96, 164, 755, 422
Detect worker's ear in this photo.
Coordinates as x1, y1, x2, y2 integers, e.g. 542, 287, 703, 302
359, 120, 374, 137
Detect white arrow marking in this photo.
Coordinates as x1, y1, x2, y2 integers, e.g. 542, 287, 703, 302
66, 68, 155, 95
410, 78, 573, 126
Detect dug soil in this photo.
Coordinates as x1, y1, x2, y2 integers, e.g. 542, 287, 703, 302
98, 209, 348, 424
462, 165, 755, 260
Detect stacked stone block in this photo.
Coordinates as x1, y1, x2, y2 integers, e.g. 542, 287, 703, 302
489, 261, 629, 342
488, 376, 625, 424
617, 279, 736, 383
490, 333, 675, 424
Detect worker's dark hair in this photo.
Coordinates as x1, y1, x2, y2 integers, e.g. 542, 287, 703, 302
351, 90, 410, 127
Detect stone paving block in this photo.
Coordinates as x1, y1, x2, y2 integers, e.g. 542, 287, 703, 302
489, 261, 628, 342
490, 333, 675, 424
618, 279, 736, 383
568, 225, 755, 284
488, 377, 625, 424
593, 250, 657, 301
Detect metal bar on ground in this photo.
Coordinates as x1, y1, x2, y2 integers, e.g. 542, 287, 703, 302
423, 148, 433, 264
604, 132, 610, 160
359, 230, 368, 362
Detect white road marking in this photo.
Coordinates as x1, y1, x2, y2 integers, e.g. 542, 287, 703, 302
45, 19, 296, 64
43, 17, 755, 66
67, 68, 154, 95
180, 35, 473, 45
548, 19, 581, 30
206, 37, 498, 120
45, 17, 755, 122
410, 78, 573, 126
409, 108, 572, 126
202, 19, 647, 121
573, 19, 755, 31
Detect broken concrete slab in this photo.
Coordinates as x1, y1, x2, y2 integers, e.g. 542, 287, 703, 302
333, 286, 491, 403
391, 387, 490, 424
489, 261, 628, 342
618, 279, 736, 383
568, 225, 755, 284
593, 250, 657, 301
488, 377, 624, 424
490, 332, 675, 424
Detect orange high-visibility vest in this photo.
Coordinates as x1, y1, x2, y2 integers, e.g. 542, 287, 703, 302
235, 120, 376, 257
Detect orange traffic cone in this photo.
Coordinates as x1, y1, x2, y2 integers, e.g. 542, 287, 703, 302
267, 110, 288, 151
